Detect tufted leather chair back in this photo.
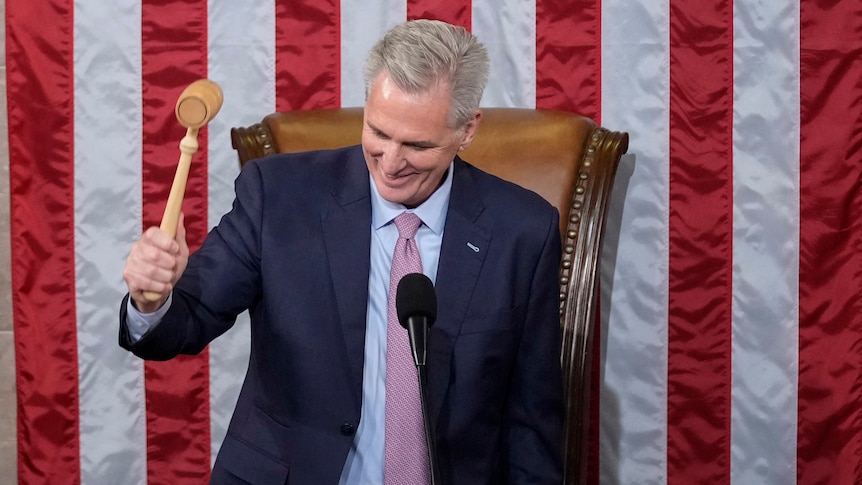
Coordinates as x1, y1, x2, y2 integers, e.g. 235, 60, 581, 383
231, 107, 628, 484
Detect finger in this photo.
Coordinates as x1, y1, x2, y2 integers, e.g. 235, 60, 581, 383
125, 257, 177, 286
129, 282, 170, 313
130, 238, 179, 270
125, 248, 176, 285
141, 226, 180, 254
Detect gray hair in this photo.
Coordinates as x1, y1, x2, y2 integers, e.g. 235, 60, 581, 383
363, 19, 490, 128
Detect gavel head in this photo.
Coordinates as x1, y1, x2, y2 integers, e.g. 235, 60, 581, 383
175, 79, 224, 129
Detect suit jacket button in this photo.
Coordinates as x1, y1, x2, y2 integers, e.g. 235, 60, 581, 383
340, 423, 356, 436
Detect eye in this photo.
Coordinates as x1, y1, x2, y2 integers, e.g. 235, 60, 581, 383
371, 128, 390, 140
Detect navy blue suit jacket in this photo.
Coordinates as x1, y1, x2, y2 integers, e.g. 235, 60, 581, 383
120, 145, 564, 484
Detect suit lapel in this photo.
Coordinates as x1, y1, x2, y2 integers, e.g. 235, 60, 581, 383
428, 159, 490, 423
320, 154, 490, 421
321, 147, 372, 406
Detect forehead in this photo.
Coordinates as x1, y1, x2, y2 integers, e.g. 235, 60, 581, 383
365, 74, 454, 137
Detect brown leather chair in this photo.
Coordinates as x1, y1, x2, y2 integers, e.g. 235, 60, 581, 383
231, 107, 629, 484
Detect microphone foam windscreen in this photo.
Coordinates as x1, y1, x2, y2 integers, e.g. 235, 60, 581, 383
396, 273, 437, 327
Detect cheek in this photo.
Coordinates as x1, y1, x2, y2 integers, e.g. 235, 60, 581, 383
410, 151, 454, 176
361, 131, 385, 156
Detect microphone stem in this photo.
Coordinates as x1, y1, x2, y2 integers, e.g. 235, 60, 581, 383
417, 364, 441, 485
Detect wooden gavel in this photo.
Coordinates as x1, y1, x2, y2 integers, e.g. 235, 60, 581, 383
142, 79, 223, 302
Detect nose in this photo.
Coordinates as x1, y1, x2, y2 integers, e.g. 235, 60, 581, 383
379, 142, 406, 173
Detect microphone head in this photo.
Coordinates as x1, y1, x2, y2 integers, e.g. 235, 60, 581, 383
396, 273, 437, 329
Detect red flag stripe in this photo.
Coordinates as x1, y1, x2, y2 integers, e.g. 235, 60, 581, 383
7, 0, 80, 482
141, 1, 212, 481
9, 2, 862, 484
666, 2, 734, 483
535, 0, 600, 120
534, 2, 603, 479
407, 0, 471, 30
797, 0, 862, 482
275, 0, 341, 111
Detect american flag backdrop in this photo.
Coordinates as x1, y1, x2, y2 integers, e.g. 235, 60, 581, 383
6, 0, 862, 483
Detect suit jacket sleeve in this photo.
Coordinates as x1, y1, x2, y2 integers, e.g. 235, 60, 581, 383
119, 160, 266, 360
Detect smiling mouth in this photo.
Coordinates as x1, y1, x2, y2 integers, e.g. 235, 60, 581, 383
383, 169, 417, 181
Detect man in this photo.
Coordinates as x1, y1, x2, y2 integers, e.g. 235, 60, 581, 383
121, 19, 563, 484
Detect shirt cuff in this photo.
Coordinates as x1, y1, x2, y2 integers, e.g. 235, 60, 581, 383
125, 293, 173, 342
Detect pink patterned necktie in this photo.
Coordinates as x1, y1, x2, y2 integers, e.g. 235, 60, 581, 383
384, 212, 430, 485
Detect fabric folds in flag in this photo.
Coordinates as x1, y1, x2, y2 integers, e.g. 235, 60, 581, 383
6, 0, 862, 483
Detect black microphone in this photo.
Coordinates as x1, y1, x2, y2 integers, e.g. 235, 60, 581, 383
396, 273, 437, 367
395, 272, 441, 484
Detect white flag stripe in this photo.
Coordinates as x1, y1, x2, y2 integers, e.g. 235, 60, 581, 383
73, 1, 147, 482
730, 1, 800, 483
472, 0, 536, 108
33, 2, 829, 482
340, 0, 406, 107
600, 1, 670, 483
206, 0, 274, 465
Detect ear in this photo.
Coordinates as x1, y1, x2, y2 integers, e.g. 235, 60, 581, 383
457, 110, 483, 150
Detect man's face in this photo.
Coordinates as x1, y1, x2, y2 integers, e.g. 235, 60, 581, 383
362, 72, 480, 208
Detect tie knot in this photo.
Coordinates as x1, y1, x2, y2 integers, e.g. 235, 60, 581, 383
393, 212, 422, 239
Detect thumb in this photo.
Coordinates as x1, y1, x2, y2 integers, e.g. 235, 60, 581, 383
176, 212, 189, 255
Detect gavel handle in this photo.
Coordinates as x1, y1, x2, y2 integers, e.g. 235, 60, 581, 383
141, 127, 199, 302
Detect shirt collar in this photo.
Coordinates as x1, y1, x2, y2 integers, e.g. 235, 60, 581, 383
370, 162, 453, 235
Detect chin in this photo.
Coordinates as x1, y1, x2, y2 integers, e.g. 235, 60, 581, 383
375, 181, 412, 204
389, 196, 415, 207
377, 188, 407, 205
